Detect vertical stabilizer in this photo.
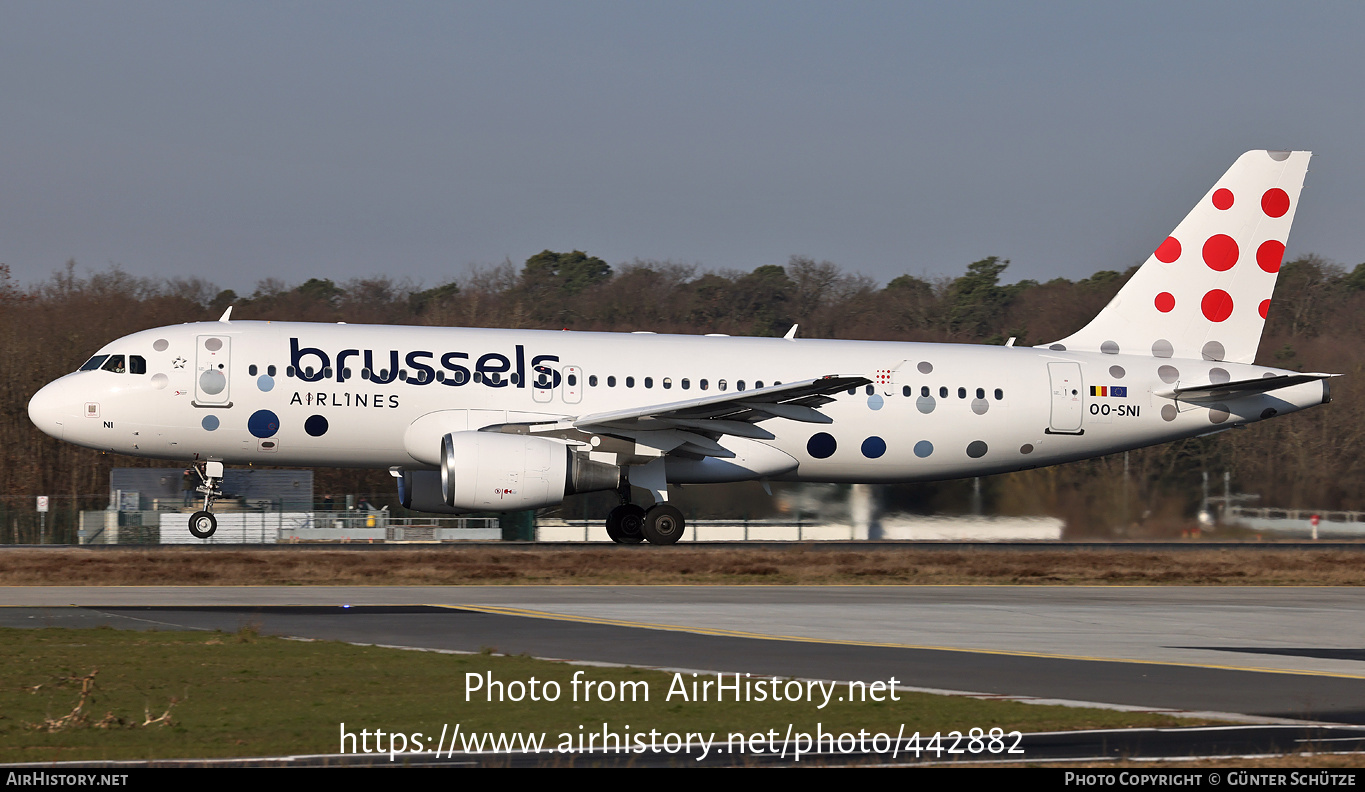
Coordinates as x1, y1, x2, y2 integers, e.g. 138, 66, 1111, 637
1043, 150, 1311, 364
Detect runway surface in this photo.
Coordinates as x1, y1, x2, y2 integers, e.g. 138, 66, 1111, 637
5, 585, 1365, 724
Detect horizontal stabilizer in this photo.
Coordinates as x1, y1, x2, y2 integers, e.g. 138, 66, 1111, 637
1158, 372, 1335, 403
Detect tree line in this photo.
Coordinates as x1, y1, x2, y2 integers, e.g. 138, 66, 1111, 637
2, 250, 1361, 538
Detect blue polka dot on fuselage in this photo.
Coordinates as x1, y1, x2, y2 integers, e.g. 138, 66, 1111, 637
914, 440, 934, 458
866, 394, 884, 410
257, 375, 274, 392
807, 432, 837, 459
247, 409, 280, 439
201, 415, 219, 431
861, 436, 886, 458
304, 414, 329, 437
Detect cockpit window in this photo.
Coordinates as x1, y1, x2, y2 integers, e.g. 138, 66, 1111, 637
79, 355, 109, 372
129, 355, 146, 374
100, 355, 126, 373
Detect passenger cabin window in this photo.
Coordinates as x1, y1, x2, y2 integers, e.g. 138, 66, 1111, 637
626, 377, 635, 388
681, 378, 690, 390
249, 364, 258, 376
995, 388, 1004, 400
718, 379, 727, 391
644, 377, 653, 388
589, 375, 599, 387
902, 385, 911, 397
268, 365, 277, 377
662, 378, 672, 389
607, 376, 616, 387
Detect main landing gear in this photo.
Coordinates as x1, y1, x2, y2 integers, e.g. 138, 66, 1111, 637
605, 483, 685, 546
187, 461, 225, 539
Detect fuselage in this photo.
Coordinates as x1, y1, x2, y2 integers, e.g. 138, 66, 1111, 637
27, 320, 1330, 486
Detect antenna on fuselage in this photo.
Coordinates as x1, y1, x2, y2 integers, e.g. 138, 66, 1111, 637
783, 324, 798, 340
218, 306, 233, 323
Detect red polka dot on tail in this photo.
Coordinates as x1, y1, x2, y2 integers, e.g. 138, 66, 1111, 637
1202, 289, 1234, 322
1155, 292, 1175, 312
1257, 240, 1285, 273
1262, 188, 1290, 218
1259, 299, 1270, 319
1154, 236, 1181, 263
1202, 234, 1239, 271
1213, 188, 1234, 210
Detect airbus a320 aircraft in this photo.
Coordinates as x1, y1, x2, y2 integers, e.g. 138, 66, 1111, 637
28, 150, 1331, 545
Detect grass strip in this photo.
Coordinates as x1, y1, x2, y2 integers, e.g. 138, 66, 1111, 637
3, 546, 1365, 586
1, 626, 1200, 763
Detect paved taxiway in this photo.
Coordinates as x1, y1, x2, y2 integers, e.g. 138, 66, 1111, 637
5, 585, 1365, 723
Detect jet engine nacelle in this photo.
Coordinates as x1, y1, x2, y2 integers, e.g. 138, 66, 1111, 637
406, 431, 620, 512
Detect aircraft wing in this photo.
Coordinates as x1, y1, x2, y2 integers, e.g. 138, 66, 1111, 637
1157, 372, 1336, 403
541, 375, 870, 459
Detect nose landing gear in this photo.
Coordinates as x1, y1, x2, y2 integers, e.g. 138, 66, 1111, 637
187, 461, 224, 539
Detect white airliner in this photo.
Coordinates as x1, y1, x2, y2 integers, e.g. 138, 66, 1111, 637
28, 150, 1331, 544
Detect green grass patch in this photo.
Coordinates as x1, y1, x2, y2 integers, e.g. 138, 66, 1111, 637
1, 626, 1201, 762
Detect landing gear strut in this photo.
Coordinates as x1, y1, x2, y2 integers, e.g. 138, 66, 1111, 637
605, 480, 644, 544
187, 461, 224, 539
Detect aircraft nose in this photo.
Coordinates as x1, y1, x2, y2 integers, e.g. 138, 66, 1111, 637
28, 378, 74, 441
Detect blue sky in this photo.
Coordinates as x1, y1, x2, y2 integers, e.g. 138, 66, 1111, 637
3, 1, 1362, 292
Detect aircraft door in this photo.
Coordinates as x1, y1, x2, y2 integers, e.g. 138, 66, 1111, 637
1047, 362, 1083, 433
562, 366, 582, 404
531, 361, 556, 403
195, 335, 231, 406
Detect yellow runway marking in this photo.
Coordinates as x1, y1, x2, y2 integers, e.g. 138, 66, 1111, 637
447, 604, 1365, 681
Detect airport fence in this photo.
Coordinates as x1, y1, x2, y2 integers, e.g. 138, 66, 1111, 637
0, 495, 501, 545
76, 511, 501, 545
1226, 506, 1365, 538
0, 496, 107, 545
